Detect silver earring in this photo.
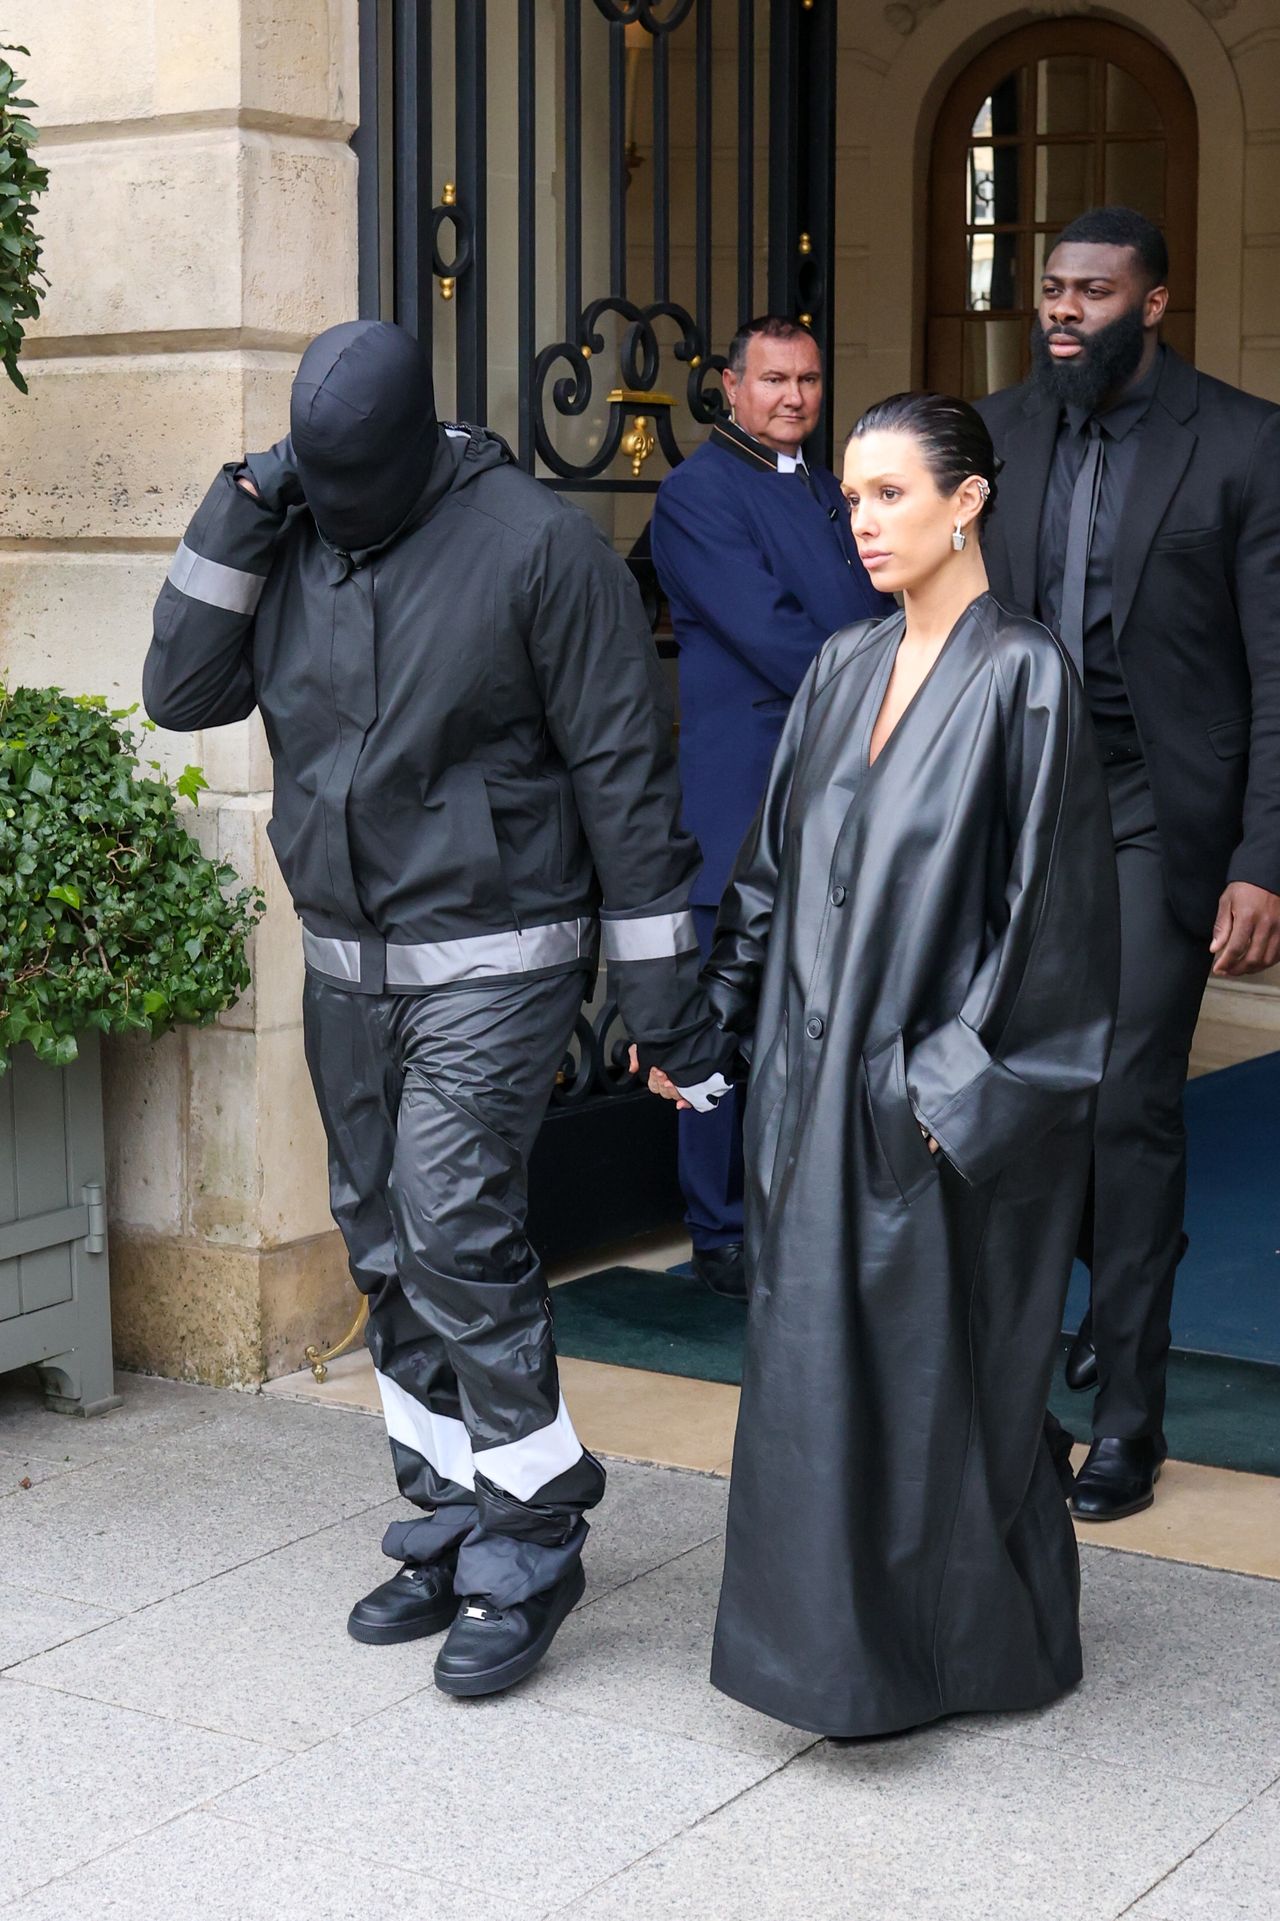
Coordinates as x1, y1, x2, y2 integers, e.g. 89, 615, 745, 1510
952, 523, 967, 552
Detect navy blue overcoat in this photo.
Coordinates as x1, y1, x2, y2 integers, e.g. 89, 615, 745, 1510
651, 431, 894, 905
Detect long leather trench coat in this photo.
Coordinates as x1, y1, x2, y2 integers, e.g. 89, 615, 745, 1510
704, 593, 1121, 1737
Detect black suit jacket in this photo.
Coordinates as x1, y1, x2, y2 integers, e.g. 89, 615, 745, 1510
977, 348, 1280, 935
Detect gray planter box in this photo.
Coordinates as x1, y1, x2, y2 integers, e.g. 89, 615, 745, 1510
0, 1033, 120, 1415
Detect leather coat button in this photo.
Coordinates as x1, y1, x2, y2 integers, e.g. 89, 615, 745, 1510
805, 1016, 824, 1039
830, 885, 846, 906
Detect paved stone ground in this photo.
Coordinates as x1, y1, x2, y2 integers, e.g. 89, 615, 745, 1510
1, 1369, 1277, 1920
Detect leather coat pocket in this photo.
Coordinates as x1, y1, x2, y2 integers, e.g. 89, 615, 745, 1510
861, 1030, 938, 1204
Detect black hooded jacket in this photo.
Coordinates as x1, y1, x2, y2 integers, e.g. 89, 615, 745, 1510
144, 322, 720, 1078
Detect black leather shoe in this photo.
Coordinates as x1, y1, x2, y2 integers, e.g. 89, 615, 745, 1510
692, 1243, 747, 1300
1064, 1317, 1098, 1392
347, 1560, 460, 1645
1069, 1437, 1166, 1523
434, 1560, 586, 1697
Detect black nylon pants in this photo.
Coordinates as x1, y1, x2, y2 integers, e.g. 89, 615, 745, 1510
302, 969, 605, 1606
1079, 759, 1212, 1443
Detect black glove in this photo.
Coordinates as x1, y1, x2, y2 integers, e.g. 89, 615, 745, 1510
241, 435, 305, 513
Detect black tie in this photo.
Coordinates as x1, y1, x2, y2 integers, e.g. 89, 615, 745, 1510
789, 461, 816, 499
1059, 419, 1103, 676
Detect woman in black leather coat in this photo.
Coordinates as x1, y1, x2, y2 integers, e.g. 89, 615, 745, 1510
658, 393, 1121, 1736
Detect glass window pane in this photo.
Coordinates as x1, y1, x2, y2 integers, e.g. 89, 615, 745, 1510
963, 318, 1026, 400
968, 232, 1019, 312
972, 69, 1023, 140
969, 145, 995, 225
969, 144, 1019, 226
1035, 143, 1095, 226
1105, 65, 1162, 134
1037, 56, 1096, 135
1105, 141, 1165, 219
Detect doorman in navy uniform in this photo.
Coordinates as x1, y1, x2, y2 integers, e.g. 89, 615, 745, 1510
145, 320, 730, 1695
978, 208, 1280, 1521
651, 315, 894, 1298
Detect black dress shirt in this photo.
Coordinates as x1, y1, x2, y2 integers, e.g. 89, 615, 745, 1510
1036, 348, 1163, 725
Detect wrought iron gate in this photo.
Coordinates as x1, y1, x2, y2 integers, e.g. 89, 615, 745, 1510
352, 0, 836, 1259
355, 0, 838, 473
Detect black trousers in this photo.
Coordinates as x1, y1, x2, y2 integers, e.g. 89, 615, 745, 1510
302, 969, 605, 1606
1080, 759, 1211, 1441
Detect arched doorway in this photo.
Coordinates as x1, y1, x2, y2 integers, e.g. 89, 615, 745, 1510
926, 21, 1197, 399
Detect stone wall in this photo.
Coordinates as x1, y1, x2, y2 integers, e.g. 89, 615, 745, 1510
0, 1, 361, 1384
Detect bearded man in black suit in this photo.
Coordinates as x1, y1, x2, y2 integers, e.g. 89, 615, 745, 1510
977, 206, 1280, 1521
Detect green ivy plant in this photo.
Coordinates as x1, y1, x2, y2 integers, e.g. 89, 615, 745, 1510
0, 688, 264, 1072
0, 41, 48, 393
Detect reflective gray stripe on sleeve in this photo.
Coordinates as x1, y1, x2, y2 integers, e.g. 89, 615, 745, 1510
167, 539, 267, 615
599, 909, 697, 963
301, 930, 361, 982
386, 917, 593, 988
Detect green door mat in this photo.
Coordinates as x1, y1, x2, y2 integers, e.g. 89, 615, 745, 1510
551, 1266, 1280, 1478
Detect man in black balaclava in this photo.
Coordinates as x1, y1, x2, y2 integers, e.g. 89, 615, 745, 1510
145, 320, 730, 1696
289, 319, 442, 551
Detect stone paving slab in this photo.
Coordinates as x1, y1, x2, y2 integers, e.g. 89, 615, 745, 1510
0, 1580, 117, 1670
0, 1368, 225, 1468
0, 1447, 76, 1494
208, 1690, 776, 1911
955, 1550, 1280, 1798
527, 1536, 814, 1761
0, 1678, 284, 1908
0, 1395, 393, 1613
556, 1727, 1253, 1921
579, 1457, 728, 1602
9, 1500, 439, 1751
3, 1811, 518, 1921
4, 1370, 1276, 1921
1124, 1780, 1280, 1920
8, 1457, 733, 1753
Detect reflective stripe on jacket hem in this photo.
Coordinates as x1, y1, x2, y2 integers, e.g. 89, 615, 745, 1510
301, 916, 595, 989
599, 909, 697, 962
167, 538, 267, 615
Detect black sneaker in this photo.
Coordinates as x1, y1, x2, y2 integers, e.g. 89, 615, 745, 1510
347, 1560, 460, 1645
433, 1560, 586, 1697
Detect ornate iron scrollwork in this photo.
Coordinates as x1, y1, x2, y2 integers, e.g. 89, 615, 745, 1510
532, 298, 727, 481
431, 182, 473, 303
590, 0, 697, 33
550, 995, 646, 1110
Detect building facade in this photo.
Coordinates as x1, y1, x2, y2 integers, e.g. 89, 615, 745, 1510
2, 0, 1277, 1386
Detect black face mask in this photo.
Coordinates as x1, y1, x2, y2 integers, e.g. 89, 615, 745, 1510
1029, 304, 1147, 415
291, 320, 442, 552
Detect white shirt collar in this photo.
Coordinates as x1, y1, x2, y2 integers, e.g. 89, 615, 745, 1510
776, 450, 808, 474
